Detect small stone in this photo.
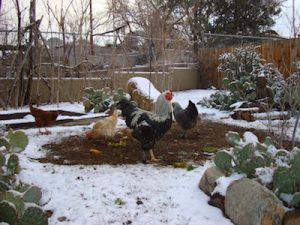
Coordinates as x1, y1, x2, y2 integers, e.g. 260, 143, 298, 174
57, 216, 67, 222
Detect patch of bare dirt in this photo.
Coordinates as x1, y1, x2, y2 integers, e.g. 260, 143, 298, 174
38, 119, 294, 166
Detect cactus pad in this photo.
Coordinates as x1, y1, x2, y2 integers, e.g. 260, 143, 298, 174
0, 138, 10, 151
214, 150, 233, 172
290, 192, 300, 207
7, 154, 20, 175
0, 191, 25, 217
0, 153, 5, 167
0, 180, 9, 192
0, 200, 18, 225
20, 205, 48, 225
225, 131, 241, 146
273, 167, 295, 194
23, 186, 42, 204
7, 130, 28, 153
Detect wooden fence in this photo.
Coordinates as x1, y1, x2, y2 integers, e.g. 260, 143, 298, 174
198, 38, 300, 88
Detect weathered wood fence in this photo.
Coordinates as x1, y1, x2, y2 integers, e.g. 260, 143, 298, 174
198, 38, 300, 88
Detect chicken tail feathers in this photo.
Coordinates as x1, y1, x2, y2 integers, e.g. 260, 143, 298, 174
187, 100, 198, 118
116, 99, 138, 128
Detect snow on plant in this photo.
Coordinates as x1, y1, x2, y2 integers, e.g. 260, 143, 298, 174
260, 63, 286, 107
198, 46, 288, 111
199, 46, 262, 110
83, 87, 128, 113
214, 131, 300, 208
0, 130, 49, 225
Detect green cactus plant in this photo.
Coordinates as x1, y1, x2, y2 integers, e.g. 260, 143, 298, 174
20, 205, 48, 225
83, 87, 128, 113
7, 154, 20, 175
214, 150, 233, 173
215, 131, 300, 207
0, 138, 10, 151
0, 153, 5, 167
0, 200, 18, 225
291, 150, 300, 186
0, 191, 25, 217
273, 167, 295, 194
7, 129, 29, 153
290, 192, 300, 207
23, 186, 42, 204
225, 131, 241, 146
0, 130, 49, 224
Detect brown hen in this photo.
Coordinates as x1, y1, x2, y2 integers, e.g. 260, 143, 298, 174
29, 104, 59, 134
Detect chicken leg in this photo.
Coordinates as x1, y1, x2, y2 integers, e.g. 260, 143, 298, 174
148, 149, 159, 163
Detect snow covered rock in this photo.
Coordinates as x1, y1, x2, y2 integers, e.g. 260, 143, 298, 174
225, 178, 284, 225
199, 166, 225, 195
127, 77, 160, 111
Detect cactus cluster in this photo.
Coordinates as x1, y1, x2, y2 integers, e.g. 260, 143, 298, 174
83, 87, 127, 113
214, 131, 300, 208
0, 130, 48, 225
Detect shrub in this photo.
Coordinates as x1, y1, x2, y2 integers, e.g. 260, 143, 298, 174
198, 46, 286, 111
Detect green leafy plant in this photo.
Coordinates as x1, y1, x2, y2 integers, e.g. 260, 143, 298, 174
83, 87, 128, 113
214, 131, 300, 208
198, 47, 287, 111
0, 130, 49, 225
199, 46, 262, 110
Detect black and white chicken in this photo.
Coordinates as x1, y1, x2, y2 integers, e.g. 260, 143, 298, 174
116, 90, 173, 163
172, 100, 198, 138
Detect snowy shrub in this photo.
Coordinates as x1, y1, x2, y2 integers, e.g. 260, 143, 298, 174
199, 46, 262, 110
214, 131, 300, 208
260, 63, 286, 107
199, 46, 288, 111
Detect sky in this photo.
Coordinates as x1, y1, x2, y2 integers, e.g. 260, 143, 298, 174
0, 0, 299, 38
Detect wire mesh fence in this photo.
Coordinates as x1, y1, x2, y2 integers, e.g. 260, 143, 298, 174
0, 28, 299, 107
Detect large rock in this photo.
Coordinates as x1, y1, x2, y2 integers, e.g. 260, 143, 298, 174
199, 166, 225, 195
225, 178, 285, 225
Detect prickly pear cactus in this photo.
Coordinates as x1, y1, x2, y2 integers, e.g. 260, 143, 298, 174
7, 129, 28, 153
0, 191, 25, 217
0, 200, 18, 225
113, 88, 127, 102
273, 167, 295, 194
0, 131, 49, 224
291, 150, 300, 186
226, 131, 241, 146
23, 186, 42, 204
7, 154, 20, 175
0, 138, 10, 151
290, 192, 300, 207
214, 131, 300, 208
214, 150, 233, 173
0, 153, 5, 167
20, 205, 48, 225
83, 87, 128, 113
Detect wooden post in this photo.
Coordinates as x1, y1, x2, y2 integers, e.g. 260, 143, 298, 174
89, 0, 94, 55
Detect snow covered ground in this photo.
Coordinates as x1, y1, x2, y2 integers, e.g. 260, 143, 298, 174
1, 88, 299, 225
